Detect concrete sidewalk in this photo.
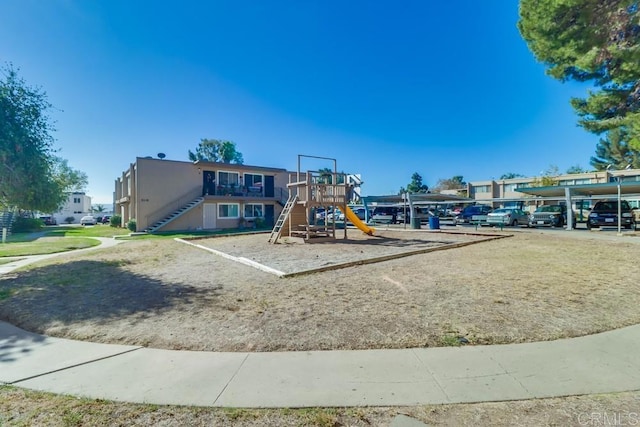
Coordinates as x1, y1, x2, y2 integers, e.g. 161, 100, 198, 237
2, 321, 640, 408
0, 237, 124, 276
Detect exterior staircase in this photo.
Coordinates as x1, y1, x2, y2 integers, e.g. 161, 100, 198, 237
268, 194, 298, 244
145, 197, 204, 233
0, 211, 14, 235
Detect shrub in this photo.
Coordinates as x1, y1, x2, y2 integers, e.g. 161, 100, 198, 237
126, 218, 137, 232
64, 216, 75, 224
109, 215, 122, 228
12, 217, 43, 233
254, 217, 266, 229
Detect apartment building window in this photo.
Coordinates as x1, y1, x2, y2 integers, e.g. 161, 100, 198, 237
474, 185, 491, 193
218, 171, 239, 186
244, 173, 263, 187
621, 175, 640, 182
575, 178, 591, 184
504, 183, 518, 192
73, 197, 81, 203
244, 204, 263, 218
218, 203, 239, 218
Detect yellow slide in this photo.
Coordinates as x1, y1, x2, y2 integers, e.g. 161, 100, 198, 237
345, 206, 375, 235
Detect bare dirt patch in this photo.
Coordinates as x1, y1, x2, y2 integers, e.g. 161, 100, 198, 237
188, 229, 499, 275
1, 228, 640, 353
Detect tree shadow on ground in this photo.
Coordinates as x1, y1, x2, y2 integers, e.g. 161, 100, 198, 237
0, 260, 215, 333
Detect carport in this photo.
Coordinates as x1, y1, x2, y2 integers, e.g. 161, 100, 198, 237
361, 193, 472, 224
516, 181, 640, 231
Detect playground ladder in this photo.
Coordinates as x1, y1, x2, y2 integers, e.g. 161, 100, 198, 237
268, 194, 298, 244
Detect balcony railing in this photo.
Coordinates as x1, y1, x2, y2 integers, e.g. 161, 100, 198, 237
207, 185, 265, 197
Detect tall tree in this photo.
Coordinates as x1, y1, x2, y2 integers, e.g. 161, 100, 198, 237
188, 139, 244, 164
400, 172, 429, 194
531, 165, 561, 187
565, 164, 589, 174
518, 0, 640, 151
590, 128, 640, 169
433, 175, 466, 192
51, 156, 88, 192
316, 167, 345, 184
0, 65, 83, 212
499, 172, 525, 180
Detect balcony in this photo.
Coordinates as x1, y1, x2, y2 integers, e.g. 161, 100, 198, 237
206, 185, 265, 198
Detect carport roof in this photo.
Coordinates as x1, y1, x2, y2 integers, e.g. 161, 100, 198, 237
362, 193, 471, 204
516, 181, 640, 197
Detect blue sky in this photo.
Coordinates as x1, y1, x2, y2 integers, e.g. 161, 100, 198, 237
2, 1, 597, 204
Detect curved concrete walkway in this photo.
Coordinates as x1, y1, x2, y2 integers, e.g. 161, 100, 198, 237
0, 236, 125, 275
2, 321, 640, 408
1, 235, 640, 409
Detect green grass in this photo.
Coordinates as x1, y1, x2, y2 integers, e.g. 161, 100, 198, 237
0, 237, 100, 257
44, 225, 130, 238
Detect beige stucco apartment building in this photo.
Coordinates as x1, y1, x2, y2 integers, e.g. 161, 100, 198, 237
115, 157, 290, 232
467, 169, 640, 210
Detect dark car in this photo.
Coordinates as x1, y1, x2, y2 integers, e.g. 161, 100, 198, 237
587, 200, 635, 229
455, 205, 493, 224
101, 215, 111, 224
372, 206, 399, 224
529, 205, 575, 228
39, 216, 57, 226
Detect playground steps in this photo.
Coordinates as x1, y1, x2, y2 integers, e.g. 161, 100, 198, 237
268, 194, 298, 243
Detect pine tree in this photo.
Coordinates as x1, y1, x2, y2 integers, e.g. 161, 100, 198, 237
590, 129, 640, 170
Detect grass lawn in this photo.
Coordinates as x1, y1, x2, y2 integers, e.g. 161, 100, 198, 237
44, 225, 130, 238
0, 225, 270, 257
0, 236, 100, 257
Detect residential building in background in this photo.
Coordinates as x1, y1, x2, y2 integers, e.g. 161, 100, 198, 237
53, 192, 92, 224
467, 169, 640, 211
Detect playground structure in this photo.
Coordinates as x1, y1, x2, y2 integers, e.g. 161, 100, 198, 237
268, 155, 374, 244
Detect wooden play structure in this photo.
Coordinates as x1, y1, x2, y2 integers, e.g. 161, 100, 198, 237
268, 155, 372, 243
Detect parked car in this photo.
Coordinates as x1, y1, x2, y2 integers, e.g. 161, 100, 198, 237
101, 215, 111, 224
396, 209, 410, 224
528, 205, 575, 228
80, 215, 97, 226
326, 208, 343, 221
372, 206, 399, 224
455, 205, 493, 224
587, 200, 635, 229
350, 207, 368, 221
486, 208, 529, 227
39, 216, 57, 226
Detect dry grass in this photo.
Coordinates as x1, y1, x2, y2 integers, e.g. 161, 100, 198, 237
2, 386, 640, 426
1, 229, 639, 352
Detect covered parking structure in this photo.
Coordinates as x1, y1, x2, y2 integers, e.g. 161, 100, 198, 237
361, 193, 472, 223
516, 181, 640, 230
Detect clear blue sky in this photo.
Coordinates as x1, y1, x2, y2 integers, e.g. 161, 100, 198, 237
1, 1, 597, 204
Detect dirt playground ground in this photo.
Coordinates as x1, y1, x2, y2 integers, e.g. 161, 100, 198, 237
2, 227, 640, 354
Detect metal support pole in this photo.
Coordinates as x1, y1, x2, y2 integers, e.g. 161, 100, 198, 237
564, 187, 574, 230
617, 177, 622, 235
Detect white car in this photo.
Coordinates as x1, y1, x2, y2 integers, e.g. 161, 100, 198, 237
80, 215, 97, 226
